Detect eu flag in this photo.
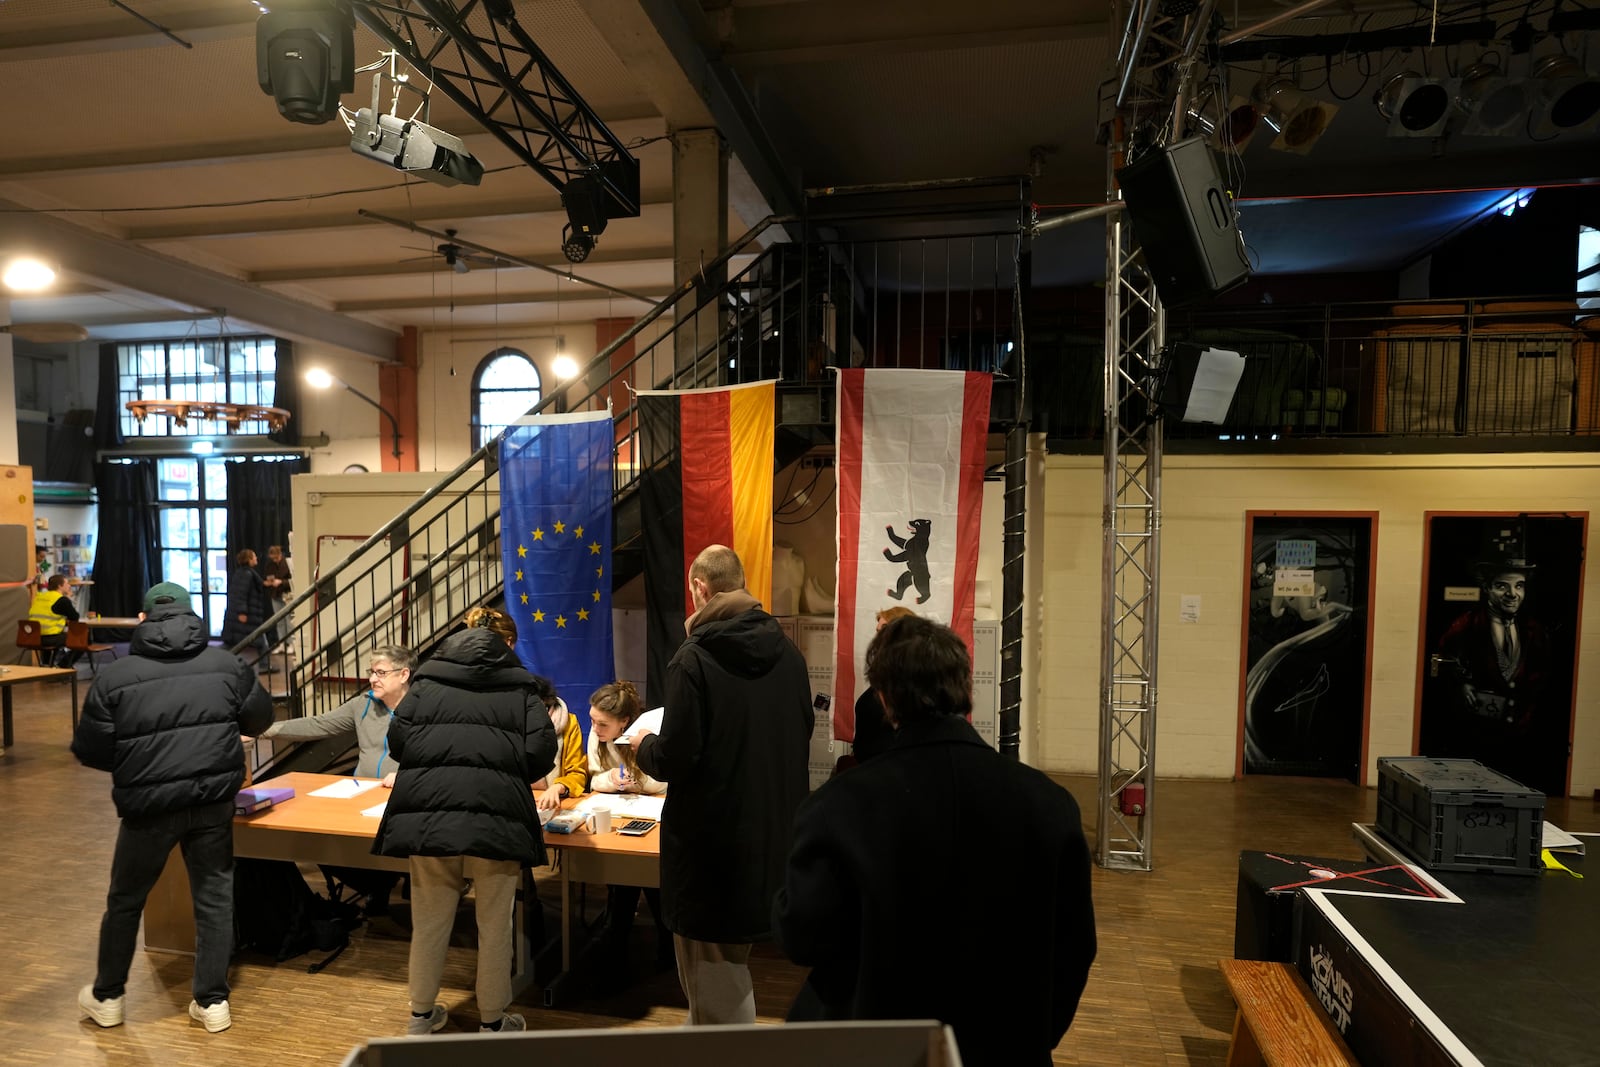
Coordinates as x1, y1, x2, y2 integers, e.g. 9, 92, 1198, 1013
499, 411, 613, 738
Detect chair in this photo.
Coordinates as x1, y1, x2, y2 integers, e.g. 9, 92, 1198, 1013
65, 621, 117, 675
16, 620, 46, 666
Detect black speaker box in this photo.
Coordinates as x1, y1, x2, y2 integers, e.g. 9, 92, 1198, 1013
1116, 137, 1250, 308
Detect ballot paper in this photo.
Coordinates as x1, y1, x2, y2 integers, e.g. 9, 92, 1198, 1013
615, 706, 664, 745
360, 800, 388, 818
309, 778, 383, 799
1542, 821, 1586, 854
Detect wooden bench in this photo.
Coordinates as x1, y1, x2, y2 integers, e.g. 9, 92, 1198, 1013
1221, 958, 1358, 1067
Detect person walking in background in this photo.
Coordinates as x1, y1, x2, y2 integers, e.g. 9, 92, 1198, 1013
258, 544, 293, 644
631, 544, 814, 1024
221, 549, 271, 669
372, 607, 556, 1035
73, 582, 273, 1034
586, 679, 671, 970
773, 615, 1097, 1067
28, 573, 79, 667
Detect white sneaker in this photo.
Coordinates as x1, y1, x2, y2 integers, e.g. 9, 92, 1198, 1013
188, 999, 231, 1033
407, 1004, 447, 1035
481, 1012, 525, 1032
79, 985, 123, 1027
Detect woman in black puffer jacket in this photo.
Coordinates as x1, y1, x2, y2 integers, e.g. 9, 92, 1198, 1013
373, 607, 557, 1035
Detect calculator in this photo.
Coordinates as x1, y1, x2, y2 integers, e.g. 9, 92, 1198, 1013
617, 818, 656, 836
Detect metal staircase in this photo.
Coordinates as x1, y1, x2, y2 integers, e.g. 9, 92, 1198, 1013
247, 193, 1031, 776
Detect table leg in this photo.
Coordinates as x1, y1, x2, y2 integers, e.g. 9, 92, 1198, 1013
2, 686, 12, 749
70, 675, 79, 729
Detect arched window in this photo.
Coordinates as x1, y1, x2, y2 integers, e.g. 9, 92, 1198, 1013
472, 348, 542, 450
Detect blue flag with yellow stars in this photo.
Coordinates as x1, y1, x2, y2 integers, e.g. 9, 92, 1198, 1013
499, 410, 613, 739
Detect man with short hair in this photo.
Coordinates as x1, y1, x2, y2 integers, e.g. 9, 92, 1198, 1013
73, 582, 273, 1034
774, 615, 1097, 1067
633, 544, 814, 1024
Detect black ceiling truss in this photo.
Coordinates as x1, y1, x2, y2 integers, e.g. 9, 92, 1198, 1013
348, 0, 640, 223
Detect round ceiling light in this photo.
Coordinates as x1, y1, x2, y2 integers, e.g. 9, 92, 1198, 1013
2, 257, 56, 292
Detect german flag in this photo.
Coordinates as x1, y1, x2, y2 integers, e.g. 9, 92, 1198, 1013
638, 381, 774, 704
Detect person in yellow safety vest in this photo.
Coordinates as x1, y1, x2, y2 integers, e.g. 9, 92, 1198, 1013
28, 574, 80, 667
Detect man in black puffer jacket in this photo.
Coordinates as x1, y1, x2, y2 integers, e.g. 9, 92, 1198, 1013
72, 582, 272, 1035
373, 609, 557, 1035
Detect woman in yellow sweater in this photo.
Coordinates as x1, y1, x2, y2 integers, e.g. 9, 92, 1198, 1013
532, 679, 588, 812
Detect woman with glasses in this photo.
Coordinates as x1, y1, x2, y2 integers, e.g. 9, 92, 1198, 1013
258, 645, 415, 785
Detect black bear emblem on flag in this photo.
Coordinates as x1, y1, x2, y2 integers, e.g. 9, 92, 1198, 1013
884, 519, 933, 604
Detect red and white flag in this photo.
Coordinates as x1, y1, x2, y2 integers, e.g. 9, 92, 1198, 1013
832, 369, 991, 742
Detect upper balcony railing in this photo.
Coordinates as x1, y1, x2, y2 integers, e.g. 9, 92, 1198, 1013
1031, 295, 1600, 449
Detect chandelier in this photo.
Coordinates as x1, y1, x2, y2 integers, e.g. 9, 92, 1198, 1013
124, 399, 291, 433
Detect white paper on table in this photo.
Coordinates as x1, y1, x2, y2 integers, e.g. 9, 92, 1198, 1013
1542, 821, 1586, 854
574, 793, 666, 821
360, 800, 388, 818
309, 778, 383, 799
615, 706, 665, 745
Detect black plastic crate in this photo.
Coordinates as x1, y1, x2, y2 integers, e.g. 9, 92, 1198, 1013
1375, 757, 1544, 875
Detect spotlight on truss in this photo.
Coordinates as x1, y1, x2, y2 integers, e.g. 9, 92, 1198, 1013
1375, 72, 1458, 138
561, 224, 594, 264
1532, 54, 1600, 133
1253, 77, 1338, 154
1456, 60, 1532, 136
349, 109, 484, 187
1186, 83, 1261, 151
256, 0, 355, 125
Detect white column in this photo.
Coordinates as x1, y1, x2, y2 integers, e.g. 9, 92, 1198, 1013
672, 128, 728, 374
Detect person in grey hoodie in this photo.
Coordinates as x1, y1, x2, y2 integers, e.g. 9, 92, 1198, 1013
259, 643, 414, 783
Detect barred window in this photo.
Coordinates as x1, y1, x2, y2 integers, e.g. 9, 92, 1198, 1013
117, 336, 278, 437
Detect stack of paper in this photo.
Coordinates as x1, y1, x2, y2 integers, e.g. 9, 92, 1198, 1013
575, 793, 665, 821
309, 778, 383, 799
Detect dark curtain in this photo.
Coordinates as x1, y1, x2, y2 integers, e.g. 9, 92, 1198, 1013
268, 339, 301, 447
91, 460, 160, 616
92, 344, 125, 450
226, 457, 308, 561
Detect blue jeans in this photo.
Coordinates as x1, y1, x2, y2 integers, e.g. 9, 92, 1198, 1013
94, 799, 235, 1007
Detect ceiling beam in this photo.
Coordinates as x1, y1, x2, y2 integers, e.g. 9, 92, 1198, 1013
124, 195, 675, 242
1, 197, 398, 361
249, 245, 677, 283
580, 0, 803, 224
336, 290, 672, 313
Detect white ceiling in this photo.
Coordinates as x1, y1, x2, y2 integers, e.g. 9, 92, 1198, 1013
0, 0, 1595, 359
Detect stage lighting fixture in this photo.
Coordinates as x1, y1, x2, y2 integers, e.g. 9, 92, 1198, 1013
1456, 60, 1531, 136
1253, 78, 1338, 154
349, 108, 485, 187
1375, 72, 1458, 138
561, 224, 594, 264
256, 0, 355, 125
1186, 84, 1261, 151
1532, 54, 1600, 132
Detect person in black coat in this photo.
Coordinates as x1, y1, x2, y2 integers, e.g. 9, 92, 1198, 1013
373, 607, 557, 1035
220, 548, 271, 665
774, 615, 1098, 1067
72, 582, 273, 1035
632, 544, 814, 1024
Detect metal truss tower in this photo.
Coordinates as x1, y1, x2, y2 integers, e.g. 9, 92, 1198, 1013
1095, 0, 1215, 870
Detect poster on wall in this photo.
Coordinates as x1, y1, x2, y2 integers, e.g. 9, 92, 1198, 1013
1416, 513, 1585, 798
1240, 513, 1375, 782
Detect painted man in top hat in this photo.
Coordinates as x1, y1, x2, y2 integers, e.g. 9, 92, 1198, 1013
1434, 527, 1550, 787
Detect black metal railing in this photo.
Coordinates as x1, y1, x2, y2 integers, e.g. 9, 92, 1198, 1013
1033, 296, 1600, 446
245, 212, 1027, 775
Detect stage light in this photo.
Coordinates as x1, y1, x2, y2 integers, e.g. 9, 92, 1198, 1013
1532, 54, 1600, 132
1186, 83, 1261, 151
561, 224, 594, 264
349, 108, 484, 187
1456, 60, 1531, 136
256, 0, 355, 125
1253, 78, 1338, 154
1375, 72, 1458, 137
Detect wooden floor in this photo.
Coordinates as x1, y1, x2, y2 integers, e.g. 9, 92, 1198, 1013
3, 675, 1596, 1066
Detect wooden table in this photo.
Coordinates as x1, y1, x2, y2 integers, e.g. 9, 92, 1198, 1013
143, 771, 661, 1003
0, 664, 79, 755
85, 616, 143, 630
